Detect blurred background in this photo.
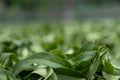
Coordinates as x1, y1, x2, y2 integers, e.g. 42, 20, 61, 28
1, 0, 120, 23
1, 1, 120, 80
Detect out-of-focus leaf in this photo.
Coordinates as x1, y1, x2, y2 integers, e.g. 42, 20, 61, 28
0, 53, 19, 68
0, 69, 7, 80
0, 69, 18, 80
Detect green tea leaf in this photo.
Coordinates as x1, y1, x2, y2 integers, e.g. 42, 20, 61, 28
102, 71, 120, 80
79, 41, 95, 52
50, 49, 67, 60
86, 53, 100, 80
54, 68, 86, 78
47, 72, 58, 80
103, 57, 120, 76
74, 51, 97, 70
103, 56, 114, 75
13, 52, 73, 75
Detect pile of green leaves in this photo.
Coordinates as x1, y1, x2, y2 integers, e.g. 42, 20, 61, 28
0, 40, 120, 80
0, 21, 120, 80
